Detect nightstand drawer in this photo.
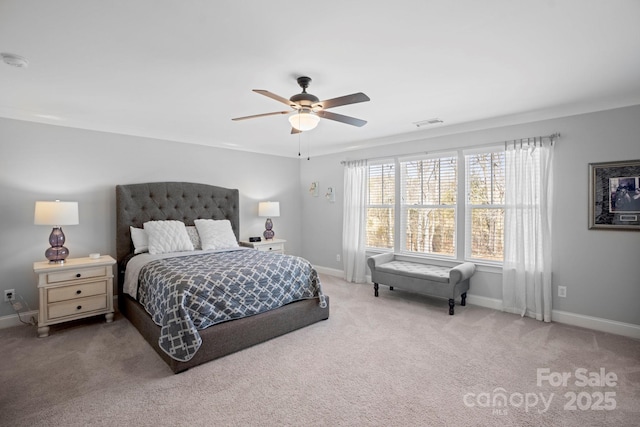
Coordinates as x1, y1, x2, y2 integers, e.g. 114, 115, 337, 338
34, 256, 116, 337
48, 295, 107, 319
256, 243, 284, 252
239, 239, 286, 254
46, 266, 108, 284
47, 281, 107, 303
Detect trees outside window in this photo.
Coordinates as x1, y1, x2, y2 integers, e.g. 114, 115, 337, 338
466, 151, 505, 262
365, 148, 505, 264
401, 156, 457, 256
366, 162, 394, 249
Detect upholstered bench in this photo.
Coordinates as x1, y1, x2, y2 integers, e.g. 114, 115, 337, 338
367, 253, 476, 315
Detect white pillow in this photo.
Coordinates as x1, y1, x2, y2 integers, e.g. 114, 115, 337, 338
130, 226, 149, 254
185, 226, 202, 250
194, 219, 239, 250
143, 220, 194, 254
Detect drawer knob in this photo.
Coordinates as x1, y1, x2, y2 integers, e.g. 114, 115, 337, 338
76, 305, 82, 310
76, 273, 82, 278
76, 290, 82, 295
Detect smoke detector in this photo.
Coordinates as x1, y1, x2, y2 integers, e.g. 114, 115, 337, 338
1, 53, 29, 68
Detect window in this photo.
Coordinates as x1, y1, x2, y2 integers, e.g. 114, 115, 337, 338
365, 148, 506, 264
366, 162, 395, 249
401, 155, 457, 257
465, 150, 505, 262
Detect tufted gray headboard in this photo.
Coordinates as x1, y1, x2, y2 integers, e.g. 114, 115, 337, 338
115, 182, 240, 268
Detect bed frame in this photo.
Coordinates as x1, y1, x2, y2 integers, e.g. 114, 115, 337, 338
115, 182, 329, 373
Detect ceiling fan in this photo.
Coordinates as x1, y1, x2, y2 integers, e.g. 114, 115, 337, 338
232, 76, 370, 133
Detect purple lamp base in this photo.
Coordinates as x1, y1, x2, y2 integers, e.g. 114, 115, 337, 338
45, 227, 69, 263
263, 218, 275, 240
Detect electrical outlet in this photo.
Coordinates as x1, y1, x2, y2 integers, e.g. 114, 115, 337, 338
558, 286, 567, 298
336, 254, 341, 262
4, 289, 15, 302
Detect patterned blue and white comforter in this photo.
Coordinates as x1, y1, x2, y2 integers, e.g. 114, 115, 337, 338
124, 248, 326, 362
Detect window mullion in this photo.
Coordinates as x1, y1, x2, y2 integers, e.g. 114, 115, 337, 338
394, 158, 401, 253
491, 152, 496, 205
456, 150, 464, 261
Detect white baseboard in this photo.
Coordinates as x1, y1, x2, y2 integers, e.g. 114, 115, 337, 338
551, 309, 640, 340
0, 310, 38, 329
315, 265, 640, 340
467, 294, 640, 339
313, 266, 344, 278
462, 294, 640, 340
465, 294, 504, 311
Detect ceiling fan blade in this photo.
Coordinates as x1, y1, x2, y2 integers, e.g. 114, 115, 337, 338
291, 127, 302, 134
253, 90, 297, 107
315, 92, 370, 110
232, 111, 290, 121
317, 110, 367, 127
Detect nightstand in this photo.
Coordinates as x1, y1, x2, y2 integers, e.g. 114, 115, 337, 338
33, 255, 116, 337
239, 238, 286, 254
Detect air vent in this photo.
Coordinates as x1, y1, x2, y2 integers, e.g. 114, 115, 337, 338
413, 118, 443, 128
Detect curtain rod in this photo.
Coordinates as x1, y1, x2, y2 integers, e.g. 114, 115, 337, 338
504, 132, 560, 150
340, 132, 560, 165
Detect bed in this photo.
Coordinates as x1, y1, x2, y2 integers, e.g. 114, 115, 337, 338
115, 182, 329, 373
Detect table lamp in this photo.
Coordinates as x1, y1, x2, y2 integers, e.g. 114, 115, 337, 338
258, 201, 280, 240
34, 200, 79, 263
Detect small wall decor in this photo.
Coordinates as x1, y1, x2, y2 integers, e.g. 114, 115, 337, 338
325, 187, 336, 203
309, 181, 319, 197
589, 159, 640, 230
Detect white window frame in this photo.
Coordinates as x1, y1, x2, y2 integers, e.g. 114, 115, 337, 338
464, 146, 505, 265
365, 159, 396, 251
363, 148, 506, 268
399, 152, 458, 259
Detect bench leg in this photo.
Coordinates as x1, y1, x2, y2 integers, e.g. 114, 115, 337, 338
374, 282, 379, 297
461, 292, 467, 306
448, 299, 455, 315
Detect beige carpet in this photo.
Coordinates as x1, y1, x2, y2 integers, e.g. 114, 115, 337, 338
1, 274, 639, 427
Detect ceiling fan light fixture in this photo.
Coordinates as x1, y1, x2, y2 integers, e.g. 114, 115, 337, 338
289, 111, 320, 131
232, 76, 370, 134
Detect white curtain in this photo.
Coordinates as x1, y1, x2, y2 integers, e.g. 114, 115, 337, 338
342, 160, 368, 283
502, 137, 555, 322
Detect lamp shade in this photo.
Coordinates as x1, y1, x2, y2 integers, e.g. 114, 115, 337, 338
258, 201, 280, 218
34, 201, 79, 225
288, 111, 320, 131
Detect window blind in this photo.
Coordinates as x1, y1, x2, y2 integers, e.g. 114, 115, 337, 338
400, 155, 457, 257
366, 162, 395, 249
465, 149, 505, 262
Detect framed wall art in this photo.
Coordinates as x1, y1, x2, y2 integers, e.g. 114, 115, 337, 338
588, 159, 640, 230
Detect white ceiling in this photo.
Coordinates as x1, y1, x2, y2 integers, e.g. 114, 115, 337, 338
1, 1, 639, 158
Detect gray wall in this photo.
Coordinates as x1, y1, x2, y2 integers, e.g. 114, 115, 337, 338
0, 118, 302, 317
2, 105, 639, 327
300, 105, 640, 326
